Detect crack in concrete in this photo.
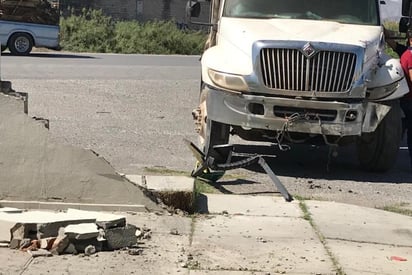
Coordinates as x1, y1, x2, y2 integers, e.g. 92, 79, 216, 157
325, 237, 412, 248
19, 255, 34, 275
297, 199, 346, 275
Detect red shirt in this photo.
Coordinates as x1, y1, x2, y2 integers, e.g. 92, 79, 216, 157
400, 49, 412, 99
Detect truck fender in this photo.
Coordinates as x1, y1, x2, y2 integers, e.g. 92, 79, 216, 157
366, 54, 408, 101
6, 30, 35, 46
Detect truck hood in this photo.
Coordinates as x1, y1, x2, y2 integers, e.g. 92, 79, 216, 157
204, 17, 382, 75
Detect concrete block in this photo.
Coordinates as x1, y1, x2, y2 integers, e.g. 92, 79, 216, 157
66, 209, 126, 229
64, 223, 99, 240
0, 210, 96, 239
28, 249, 52, 257
144, 176, 194, 192
64, 243, 77, 255
105, 224, 138, 250
9, 223, 37, 249
9, 239, 20, 250
0, 200, 148, 212
0, 207, 23, 214
0, 220, 15, 243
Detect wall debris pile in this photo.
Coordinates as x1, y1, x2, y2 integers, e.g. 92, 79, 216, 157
0, 208, 151, 256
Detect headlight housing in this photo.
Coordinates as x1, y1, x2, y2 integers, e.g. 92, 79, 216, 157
367, 81, 399, 100
208, 69, 249, 92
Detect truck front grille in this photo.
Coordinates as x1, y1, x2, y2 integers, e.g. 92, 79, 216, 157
260, 48, 356, 92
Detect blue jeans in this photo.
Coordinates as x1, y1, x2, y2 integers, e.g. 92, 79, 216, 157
400, 98, 412, 168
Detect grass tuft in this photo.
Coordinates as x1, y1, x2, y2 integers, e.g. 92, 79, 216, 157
379, 204, 412, 217
143, 167, 189, 176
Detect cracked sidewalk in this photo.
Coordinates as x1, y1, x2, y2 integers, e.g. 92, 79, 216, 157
1, 194, 411, 274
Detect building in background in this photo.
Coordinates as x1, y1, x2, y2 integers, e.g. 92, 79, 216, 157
59, 0, 209, 25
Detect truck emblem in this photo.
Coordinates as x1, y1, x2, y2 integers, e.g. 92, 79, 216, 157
302, 43, 316, 58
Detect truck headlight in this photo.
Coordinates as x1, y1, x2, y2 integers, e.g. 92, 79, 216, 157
208, 69, 249, 92
367, 81, 399, 100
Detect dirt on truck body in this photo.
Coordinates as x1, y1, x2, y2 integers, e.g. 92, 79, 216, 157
188, 0, 409, 173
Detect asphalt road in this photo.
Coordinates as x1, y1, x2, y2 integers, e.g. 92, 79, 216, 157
1, 51, 412, 208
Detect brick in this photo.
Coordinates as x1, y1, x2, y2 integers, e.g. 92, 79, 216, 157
50, 235, 69, 255
40, 237, 56, 250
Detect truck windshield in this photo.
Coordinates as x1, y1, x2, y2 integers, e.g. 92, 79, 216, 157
223, 0, 379, 25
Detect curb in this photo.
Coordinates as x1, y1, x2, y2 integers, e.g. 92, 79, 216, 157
126, 175, 195, 212
0, 200, 147, 212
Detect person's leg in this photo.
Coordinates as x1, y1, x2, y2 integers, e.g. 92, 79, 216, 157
400, 98, 412, 170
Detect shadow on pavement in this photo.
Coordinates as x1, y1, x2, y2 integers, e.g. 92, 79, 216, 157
213, 140, 412, 184
1, 52, 96, 59
195, 193, 209, 213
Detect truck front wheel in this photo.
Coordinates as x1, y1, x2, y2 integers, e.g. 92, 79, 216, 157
202, 118, 230, 163
8, 33, 33, 56
198, 88, 230, 163
357, 100, 402, 172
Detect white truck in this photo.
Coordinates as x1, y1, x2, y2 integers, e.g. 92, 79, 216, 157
0, 0, 59, 55
187, 0, 409, 172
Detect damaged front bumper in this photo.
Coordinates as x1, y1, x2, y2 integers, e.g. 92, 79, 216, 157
206, 87, 391, 137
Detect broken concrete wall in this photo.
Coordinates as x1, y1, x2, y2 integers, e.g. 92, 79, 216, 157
0, 83, 158, 210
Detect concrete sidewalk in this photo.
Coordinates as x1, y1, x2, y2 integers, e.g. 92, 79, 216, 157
0, 194, 411, 274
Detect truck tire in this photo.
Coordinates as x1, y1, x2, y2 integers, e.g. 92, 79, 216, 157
8, 33, 33, 56
1, 45, 6, 52
198, 88, 230, 163
357, 100, 402, 172
203, 118, 230, 163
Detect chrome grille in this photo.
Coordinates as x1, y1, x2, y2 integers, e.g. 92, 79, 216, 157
260, 48, 357, 92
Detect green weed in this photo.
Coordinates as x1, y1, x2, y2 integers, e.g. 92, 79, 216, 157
60, 10, 207, 54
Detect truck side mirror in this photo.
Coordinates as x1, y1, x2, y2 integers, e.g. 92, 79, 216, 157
186, 1, 201, 18
402, 0, 412, 16
399, 17, 410, 33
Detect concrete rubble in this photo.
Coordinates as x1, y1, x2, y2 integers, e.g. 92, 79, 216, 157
0, 207, 150, 257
